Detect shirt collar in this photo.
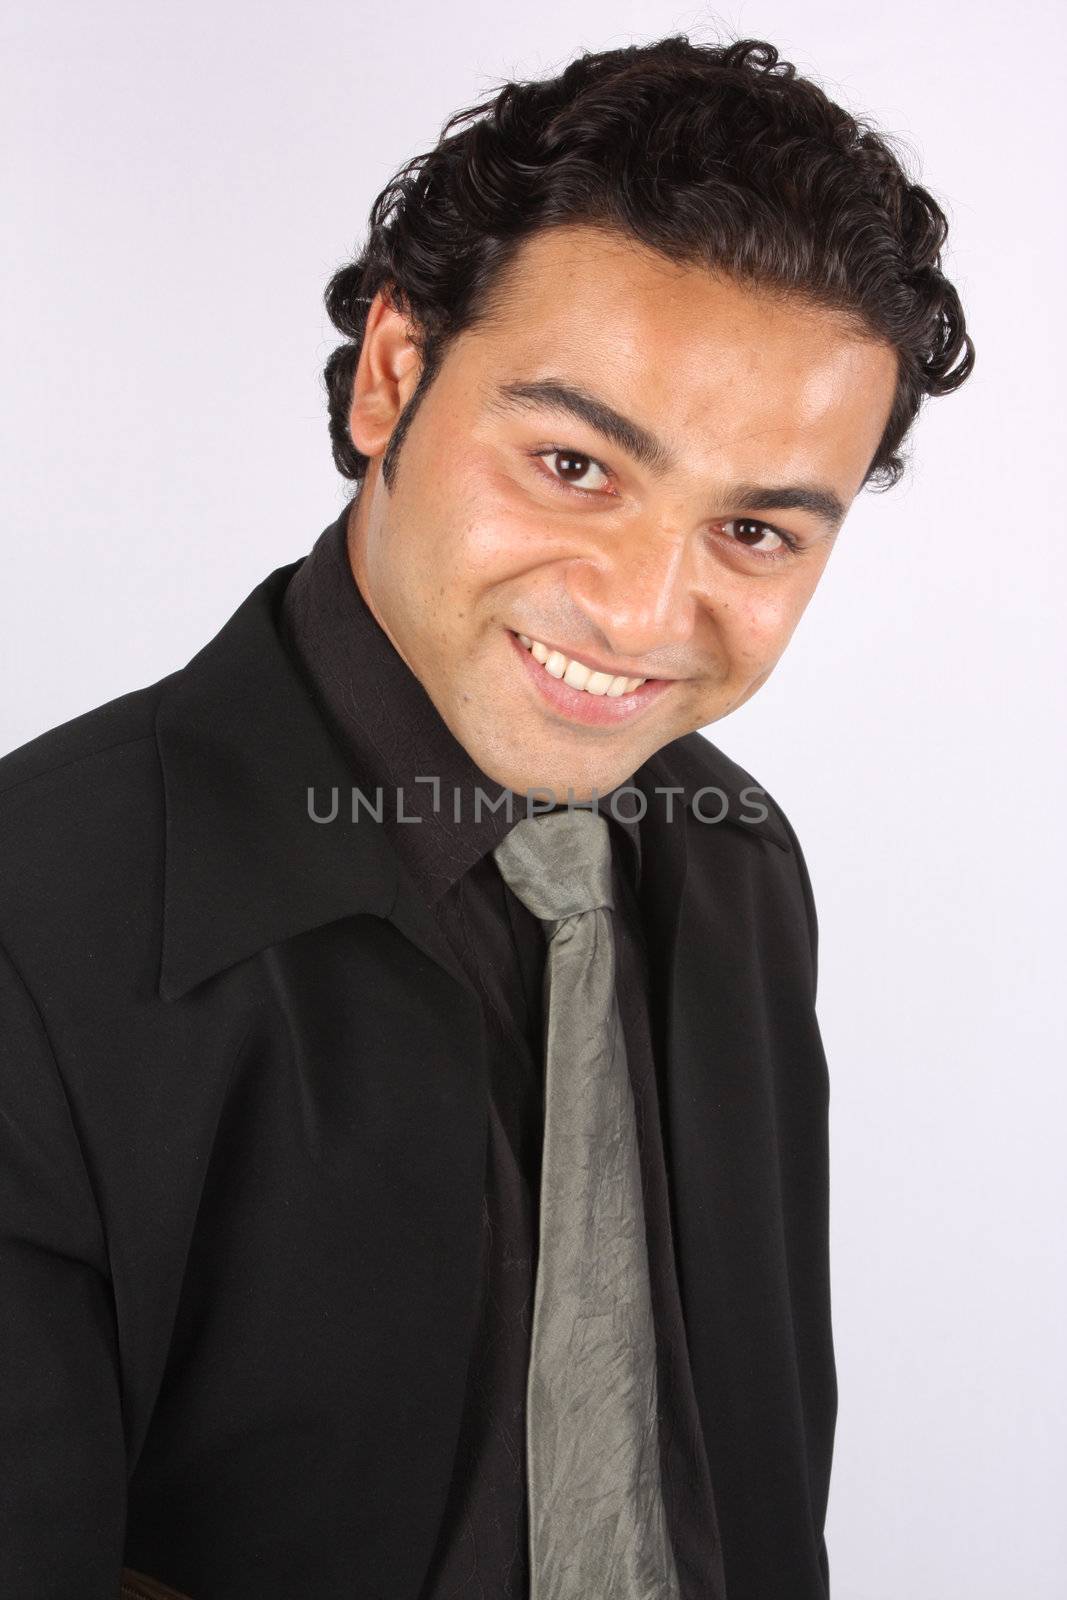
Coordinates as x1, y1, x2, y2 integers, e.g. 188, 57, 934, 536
278, 501, 642, 903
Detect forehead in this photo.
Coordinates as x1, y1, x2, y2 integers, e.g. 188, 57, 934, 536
468, 223, 898, 494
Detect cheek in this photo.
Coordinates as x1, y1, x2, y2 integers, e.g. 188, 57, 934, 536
459, 518, 521, 574
718, 588, 799, 664
448, 507, 558, 598
455, 457, 580, 569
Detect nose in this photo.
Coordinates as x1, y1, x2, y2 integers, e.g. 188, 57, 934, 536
564, 525, 698, 665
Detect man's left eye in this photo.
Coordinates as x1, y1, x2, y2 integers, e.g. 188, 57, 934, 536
538, 450, 612, 493
722, 518, 788, 555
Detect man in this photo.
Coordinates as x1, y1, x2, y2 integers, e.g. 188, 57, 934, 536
0, 34, 972, 1600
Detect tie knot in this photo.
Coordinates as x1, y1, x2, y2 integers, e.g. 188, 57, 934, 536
492, 807, 614, 924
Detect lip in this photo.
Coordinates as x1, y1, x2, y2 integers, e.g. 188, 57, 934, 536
508, 629, 675, 727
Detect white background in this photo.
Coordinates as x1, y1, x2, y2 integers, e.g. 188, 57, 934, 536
3, 2, 1065, 1594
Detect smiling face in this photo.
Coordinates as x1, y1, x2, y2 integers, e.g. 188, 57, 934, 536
345, 223, 898, 801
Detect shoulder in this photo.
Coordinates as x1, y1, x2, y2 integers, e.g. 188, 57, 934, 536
661, 727, 801, 846
658, 728, 821, 987
0, 674, 178, 1022
0, 672, 177, 798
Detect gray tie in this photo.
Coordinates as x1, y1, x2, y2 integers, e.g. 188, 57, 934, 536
492, 807, 682, 1600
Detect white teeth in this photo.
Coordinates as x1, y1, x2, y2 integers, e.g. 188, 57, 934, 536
516, 633, 646, 696
562, 658, 592, 691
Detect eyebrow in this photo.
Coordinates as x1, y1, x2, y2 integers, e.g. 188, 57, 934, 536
491, 377, 849, 532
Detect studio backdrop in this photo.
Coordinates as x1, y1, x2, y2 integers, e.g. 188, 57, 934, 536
3, 3, 1064, 1596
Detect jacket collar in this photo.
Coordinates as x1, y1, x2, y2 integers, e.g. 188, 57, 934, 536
155, 552, 790, 1001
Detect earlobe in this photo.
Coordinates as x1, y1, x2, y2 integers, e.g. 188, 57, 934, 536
347, 384, 394, 461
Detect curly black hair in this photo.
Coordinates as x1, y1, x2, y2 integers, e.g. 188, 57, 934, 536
323, 36, 974, 493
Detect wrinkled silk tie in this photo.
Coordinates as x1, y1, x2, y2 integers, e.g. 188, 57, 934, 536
492, 806, 682, 1600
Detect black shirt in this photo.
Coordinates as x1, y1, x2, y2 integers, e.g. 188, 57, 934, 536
279, 501, 723, 1598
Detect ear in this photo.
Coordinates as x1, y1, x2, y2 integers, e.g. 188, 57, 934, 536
347, 290, 424, 460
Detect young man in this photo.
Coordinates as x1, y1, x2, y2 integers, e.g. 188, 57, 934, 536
0, 35, 972, 1600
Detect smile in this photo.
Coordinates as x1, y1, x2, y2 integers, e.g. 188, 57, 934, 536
508, 630, 674, 728
515, 633, 645, 697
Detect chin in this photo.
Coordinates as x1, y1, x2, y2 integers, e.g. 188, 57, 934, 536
513, 764, 631, 806
460, 710, 642, 801
465, 750, 592, 804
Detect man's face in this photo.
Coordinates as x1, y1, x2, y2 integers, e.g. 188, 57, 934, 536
346, 223, 897, 801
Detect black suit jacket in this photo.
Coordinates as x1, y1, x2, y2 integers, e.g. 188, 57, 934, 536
0, 549, 836, 1600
